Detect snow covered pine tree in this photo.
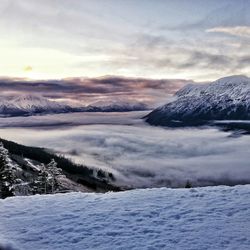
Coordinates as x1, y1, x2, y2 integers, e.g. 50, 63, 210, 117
0, 143, 15, 199
31, 159, 62, 194
46, 159, 63, 193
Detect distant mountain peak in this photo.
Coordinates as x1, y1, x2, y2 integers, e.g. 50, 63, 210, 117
145, 75, 250, 126
0, 94, 71, 116
87, 99, 148, 111
12, 94, 49, 102
0, 94, 149, 117
213, 75, 249, 85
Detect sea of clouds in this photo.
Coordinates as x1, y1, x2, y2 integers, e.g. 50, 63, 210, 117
0, 112, 250, 188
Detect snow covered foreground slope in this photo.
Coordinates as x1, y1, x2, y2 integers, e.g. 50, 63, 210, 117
145, 75, 250, 126
1, 185, 250, 250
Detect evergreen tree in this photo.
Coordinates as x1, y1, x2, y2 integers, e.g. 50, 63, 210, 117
0, 143, 15, 198
31, 159, 61, 194
185, 180, 192, 188
31, 164, 47, 194
46, 159, 62, 193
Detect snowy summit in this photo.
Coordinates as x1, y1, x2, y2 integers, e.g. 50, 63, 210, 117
0, 95, 148, 117
0, 95, 72, 117
85, 99, 148, 112
145, 75, 250, 126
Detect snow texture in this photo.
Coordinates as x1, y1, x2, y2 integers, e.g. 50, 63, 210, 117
0, 185, 250, 250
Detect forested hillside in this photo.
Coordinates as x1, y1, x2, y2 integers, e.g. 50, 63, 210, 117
0, 138, 121, 198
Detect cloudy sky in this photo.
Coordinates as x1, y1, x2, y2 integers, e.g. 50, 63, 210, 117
0, 0, 249, 104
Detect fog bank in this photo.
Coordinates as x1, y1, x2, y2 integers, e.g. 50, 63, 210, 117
0, 112, 249, 188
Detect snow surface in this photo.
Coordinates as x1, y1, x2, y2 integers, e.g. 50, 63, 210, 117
0, 185, 250, 250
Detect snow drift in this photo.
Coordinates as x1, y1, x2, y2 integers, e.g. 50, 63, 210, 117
0, 185, 250, 250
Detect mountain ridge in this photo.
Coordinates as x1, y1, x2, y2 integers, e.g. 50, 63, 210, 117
145, 75, 250, 126
0, 95, 148, 117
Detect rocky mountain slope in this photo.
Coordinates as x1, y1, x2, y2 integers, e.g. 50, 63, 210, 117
145, 75, 250, 126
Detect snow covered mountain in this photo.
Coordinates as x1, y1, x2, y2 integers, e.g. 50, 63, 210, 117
145, 75, 250, 126
0, 95, 73, 117
0, 95, 148, 117
84, 99, 148, 112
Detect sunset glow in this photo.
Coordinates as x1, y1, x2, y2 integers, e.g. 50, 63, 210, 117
0, 0, 249, 82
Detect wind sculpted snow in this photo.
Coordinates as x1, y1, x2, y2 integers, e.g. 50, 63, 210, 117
0, 185, 250, 250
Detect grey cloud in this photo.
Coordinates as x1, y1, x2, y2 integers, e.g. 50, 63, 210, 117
0, 76, 191, 106
0, 0, 132, 56
235, 56, 250, 70
122, 32, 250, 74
179, 51, 232, 70
239, 56, 250, 65
159, 2, 250, 32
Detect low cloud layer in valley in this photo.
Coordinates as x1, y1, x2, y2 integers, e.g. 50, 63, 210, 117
0, 112, 249, 189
